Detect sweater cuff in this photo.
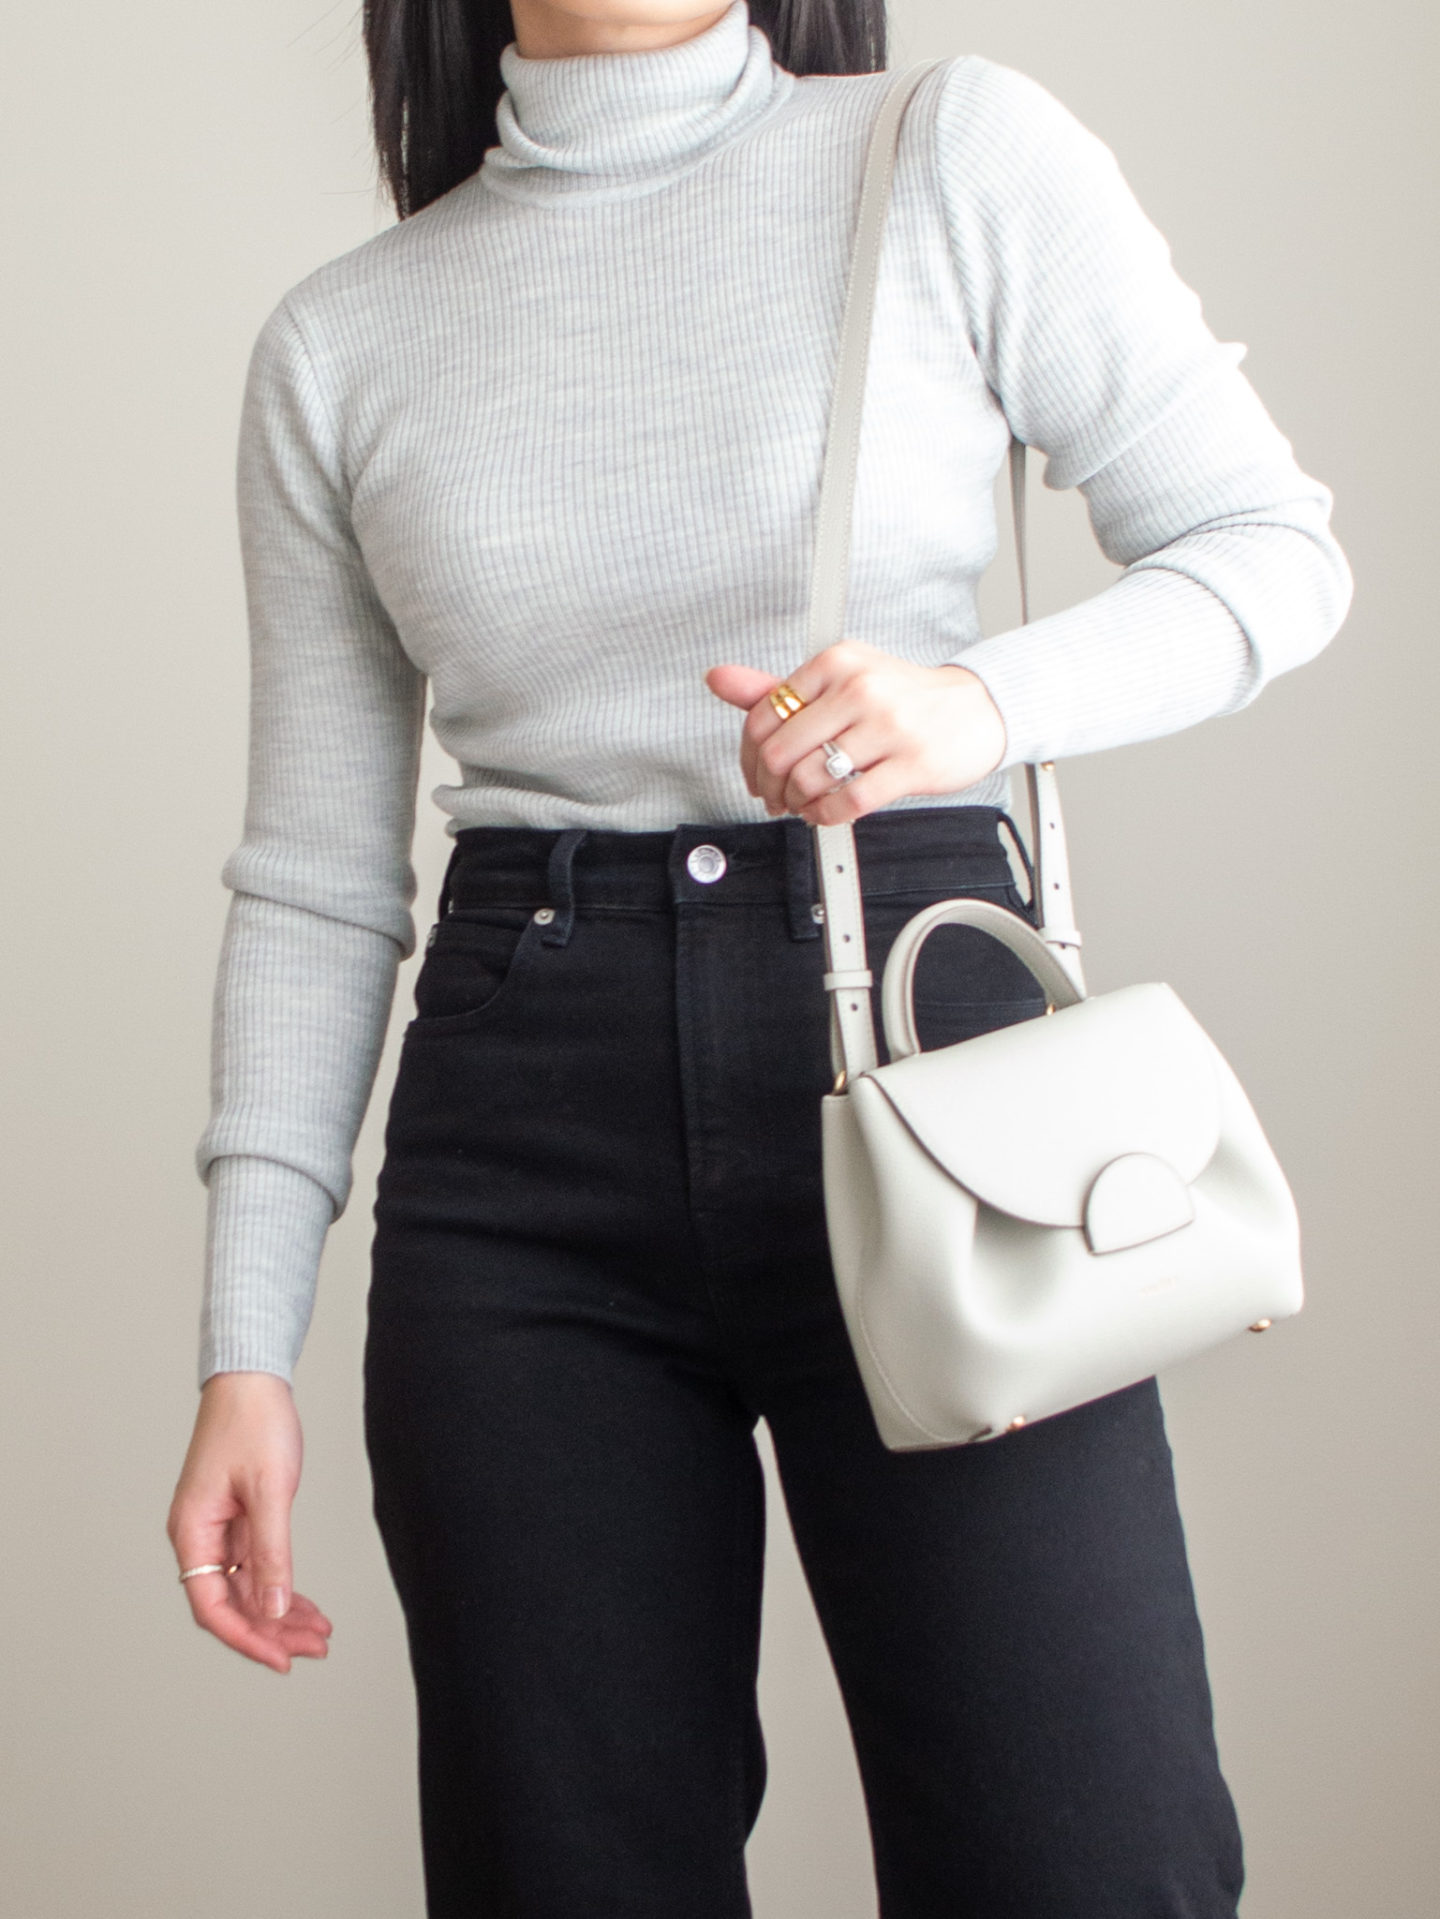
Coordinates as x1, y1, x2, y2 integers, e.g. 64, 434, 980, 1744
198, 1155, 337, 1390
948, 566, 1255, 771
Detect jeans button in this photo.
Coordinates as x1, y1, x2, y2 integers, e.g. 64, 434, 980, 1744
686, 843, 727, 884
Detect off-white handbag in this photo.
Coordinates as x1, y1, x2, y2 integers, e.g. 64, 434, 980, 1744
811, 64, 1303, 1451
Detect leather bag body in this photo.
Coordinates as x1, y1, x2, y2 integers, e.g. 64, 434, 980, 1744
809, 65, 1303, 1450
821, 905, 1302, 1449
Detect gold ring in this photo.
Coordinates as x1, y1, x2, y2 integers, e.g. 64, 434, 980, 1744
176, 1561, 242, 1585
768, 682, 806, 723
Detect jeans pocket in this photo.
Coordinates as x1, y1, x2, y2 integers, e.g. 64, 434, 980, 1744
408, 908, 537, 1033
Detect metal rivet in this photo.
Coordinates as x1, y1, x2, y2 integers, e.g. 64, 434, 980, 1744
1007, 1415, 1027, 1432
686, 843, 727, 884
810, 902, 825, 923
533, 907, 555, 925
1249, 1318, 1272, 1333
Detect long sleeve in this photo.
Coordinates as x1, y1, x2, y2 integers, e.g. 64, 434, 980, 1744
195, 299, 427, 1388
933, 61, 1352, 762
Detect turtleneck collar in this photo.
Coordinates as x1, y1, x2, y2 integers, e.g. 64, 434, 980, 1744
479, 1, 792, 205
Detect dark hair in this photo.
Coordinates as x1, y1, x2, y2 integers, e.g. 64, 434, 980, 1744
364, 1, 888, 217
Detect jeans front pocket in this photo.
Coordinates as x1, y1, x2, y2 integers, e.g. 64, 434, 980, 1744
408, 907, 539, 1035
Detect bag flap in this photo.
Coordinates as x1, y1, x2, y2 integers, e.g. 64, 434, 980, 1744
864, 982, 1222, 1228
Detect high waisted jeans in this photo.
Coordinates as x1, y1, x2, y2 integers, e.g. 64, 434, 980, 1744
363, 806, 1244, 1918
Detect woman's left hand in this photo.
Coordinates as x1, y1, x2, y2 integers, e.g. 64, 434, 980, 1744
705, 640, 1008, 827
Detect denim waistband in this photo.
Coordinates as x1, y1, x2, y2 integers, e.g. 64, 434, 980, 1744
439, 806, 1030, 944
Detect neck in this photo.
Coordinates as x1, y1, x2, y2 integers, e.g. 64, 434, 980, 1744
508, 1, 735, 60
480, 0, 789, 206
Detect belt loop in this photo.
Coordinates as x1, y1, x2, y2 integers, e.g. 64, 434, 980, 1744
437, 843, 462, 920
542, 828, 588, 946
782, 818, 822, 941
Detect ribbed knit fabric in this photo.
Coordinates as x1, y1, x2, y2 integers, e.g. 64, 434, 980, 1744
193, 0, 1351, 1387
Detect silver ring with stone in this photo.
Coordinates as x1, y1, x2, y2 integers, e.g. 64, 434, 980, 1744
821, 740, 859, 784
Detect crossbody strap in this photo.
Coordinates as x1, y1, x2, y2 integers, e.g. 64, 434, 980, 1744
1009, 439, 1084, 981
812, 63, 1086, 1084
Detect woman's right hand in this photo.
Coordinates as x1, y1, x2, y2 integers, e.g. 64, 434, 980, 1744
167, 1372, 333, 1673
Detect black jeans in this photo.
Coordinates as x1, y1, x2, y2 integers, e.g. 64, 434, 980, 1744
364, 807, 1244, 1918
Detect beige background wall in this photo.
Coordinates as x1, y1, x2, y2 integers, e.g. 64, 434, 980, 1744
2, 1, 1434, 1912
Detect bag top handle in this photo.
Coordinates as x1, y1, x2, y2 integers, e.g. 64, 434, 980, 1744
810, 62, 1086, 1085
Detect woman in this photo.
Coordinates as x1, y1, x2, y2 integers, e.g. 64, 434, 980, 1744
168, 1, 1350, 1911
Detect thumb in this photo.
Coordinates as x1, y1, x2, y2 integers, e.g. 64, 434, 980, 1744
245, 1475, 295, 1621
705, 663, 782, 711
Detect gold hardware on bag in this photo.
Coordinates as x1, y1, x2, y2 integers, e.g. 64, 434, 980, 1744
1249, 1319, 1273, 1332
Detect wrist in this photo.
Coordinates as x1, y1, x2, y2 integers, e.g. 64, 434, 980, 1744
186, 1370, 301, 1477
934, 663, 1008, 782
200, 1369, 294, 1402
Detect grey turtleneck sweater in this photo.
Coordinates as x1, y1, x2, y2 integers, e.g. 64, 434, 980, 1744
194, 1, 1351, 1388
